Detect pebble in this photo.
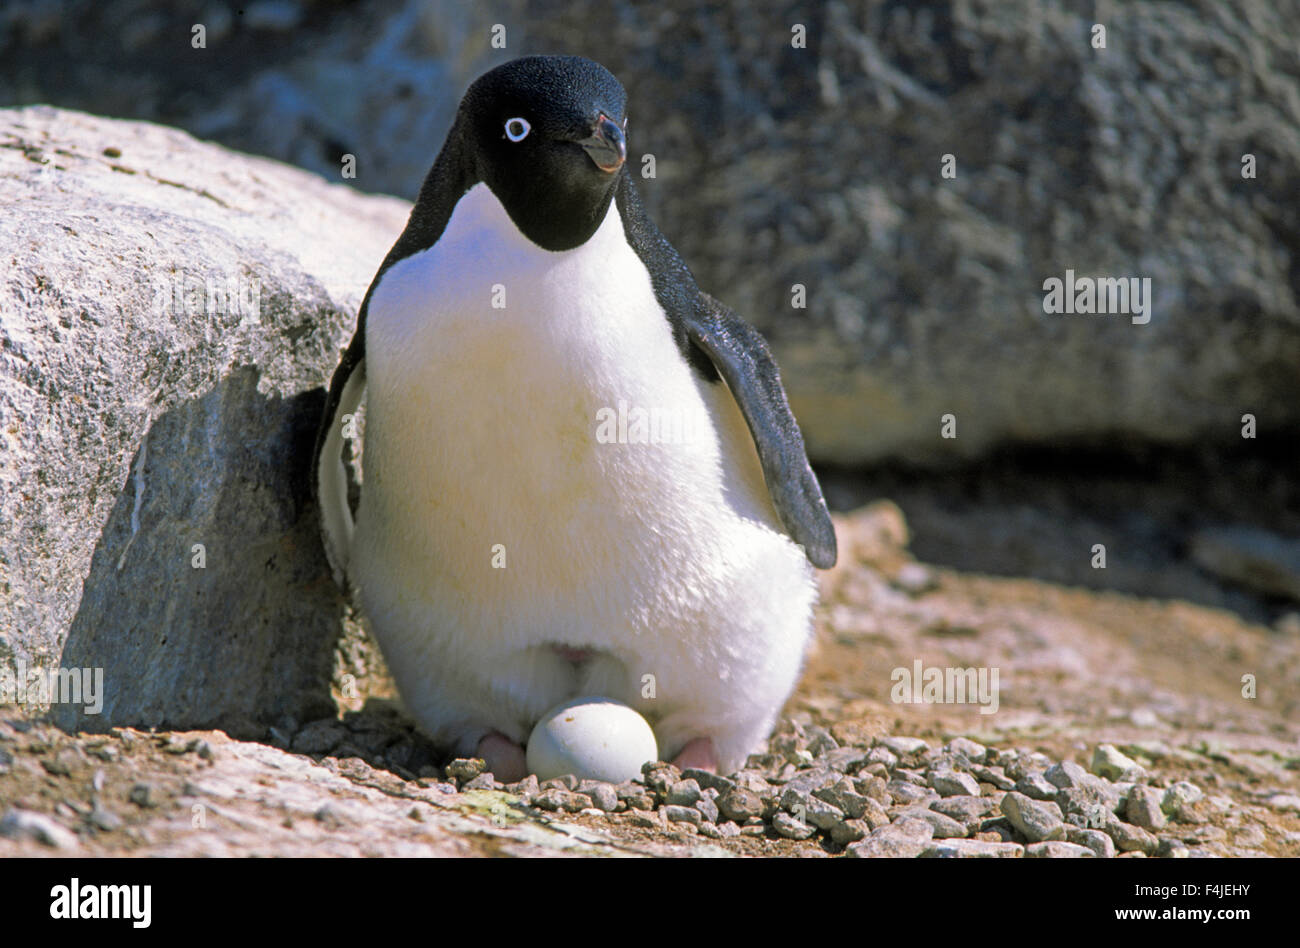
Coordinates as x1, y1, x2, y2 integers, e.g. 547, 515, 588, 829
0, 808, 80, 849
1105, 817, 1159, 855
1125, 785, 1167, 831
815, 778, 872, 818
588, 784, 620, 812
1156, 837, 1190, 858
888, 781, 934, 806
879, 736, 930, 757
681, 769, 735, 795
772, 811, 816, 840
445, 758, 486, 783
970, 765, 1016, 791
829, 819, 868, 846
664, 805, 702, 826
922, 838, 1023, 858
931, 795, 999, 833
1090, 744, 1145, 781
945, 738, 988, 765
1015, 773, 1059, 801
1067, 827, 1116, 858
1001, 792, 1065, 842
694, 795, 720, 824
931, 770, 981, 797
1044, 760, 1089, 790
894, 806, 967, 839
846, 817, 934, 858
462, 773, 497, 791
718, 787, 765, 823
666, 779, 702, 807
1027, 841, 1094, 858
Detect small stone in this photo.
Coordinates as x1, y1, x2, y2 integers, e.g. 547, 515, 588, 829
1106, 818, 1159, 855
697, 822, 724, 839
640, 762, 680, 798
739, 823, 768, 837
718, 787, 765, 823
772, 811, 815, 840
444, 758, 486, 783
506, 774, 540, 798
930, 770, 981, 797
89, 808, 123, 832
859, 798, 892, 830
1125, 785, 1167, 830
922, 838, 1023, 858
1156, 838, 1190, 858
879, 736, 930, 757
815, 778, 872, 819
845, 817, 934, 858
1001, 792, 1065, 842
829, 819, 868, 846
0, 809, 80, 849
1015, 772, 1059, 801
1090, 744, 1145, 781
680, 769, 735, 795
666, 779, 702, 807
945, 738, 988, 765
540, 774, 579, 792
865, 746, 899, 769
1264, 793, 1300, 813
821, 747, 871, 773
931, 795, 1000, 833
970, 765, 1016, 791
1044, 760, 1090, 790
1067, 827, 1116, 858
665, 804, 702, 826
627, 809, 662, 829
715, 821, 741, 838
888, 781, 934, 806
128, 783, 156, 809
1057, 785, 1121, 828
533, 788, 588, 812
462, 773, 496, 792
854, 774, 889, 803
588, 784, 619, 812
802, 797, 847, 832
694, 795, 720, 824
895, 806, 967, 839
1027, 841, 1094, 858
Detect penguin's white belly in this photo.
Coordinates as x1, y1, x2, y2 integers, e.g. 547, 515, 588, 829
354, 184, 815, 767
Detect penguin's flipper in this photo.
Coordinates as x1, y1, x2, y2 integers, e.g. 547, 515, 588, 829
685, 293, 838, 569
313, 331, 366, 589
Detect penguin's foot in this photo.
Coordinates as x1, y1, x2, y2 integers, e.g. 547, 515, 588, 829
476, 732, 527, 783
671, 737, 718, 773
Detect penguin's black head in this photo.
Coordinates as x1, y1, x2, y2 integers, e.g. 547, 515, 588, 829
460, 56, 628, 252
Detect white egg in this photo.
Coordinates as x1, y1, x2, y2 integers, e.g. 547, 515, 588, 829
525, 697, 659, 783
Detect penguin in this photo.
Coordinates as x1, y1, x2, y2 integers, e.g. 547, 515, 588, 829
313, 55, 836, 781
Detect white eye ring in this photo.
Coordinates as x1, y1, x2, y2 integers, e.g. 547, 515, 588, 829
504, 117, 530, 142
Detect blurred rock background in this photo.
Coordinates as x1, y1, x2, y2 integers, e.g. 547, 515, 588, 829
2, 0, 1298, 738
5, 0, 1298, 462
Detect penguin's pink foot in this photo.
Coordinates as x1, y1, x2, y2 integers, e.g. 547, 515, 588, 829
475, 732, 527, 783
671, 737, 718, 773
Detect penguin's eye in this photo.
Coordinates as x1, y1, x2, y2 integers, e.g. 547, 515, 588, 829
504, 117, 531, 142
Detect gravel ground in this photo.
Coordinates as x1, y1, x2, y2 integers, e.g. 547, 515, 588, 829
3, 495, 1297, 857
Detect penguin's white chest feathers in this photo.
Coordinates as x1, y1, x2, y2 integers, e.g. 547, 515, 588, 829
352, 183, 814, 757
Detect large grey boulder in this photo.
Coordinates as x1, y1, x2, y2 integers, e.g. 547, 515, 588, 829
0, 106, 408, 734
4, 0, 1296, 463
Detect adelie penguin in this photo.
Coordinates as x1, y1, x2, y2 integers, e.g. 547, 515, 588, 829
314, 55, 837, 780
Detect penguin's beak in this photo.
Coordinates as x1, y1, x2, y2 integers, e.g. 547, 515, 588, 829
578, 113, 626, 173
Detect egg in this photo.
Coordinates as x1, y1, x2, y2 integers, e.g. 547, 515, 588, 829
525, 697, 659, 783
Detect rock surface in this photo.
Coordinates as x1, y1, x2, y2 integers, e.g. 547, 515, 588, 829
3, 0, 1298, 463
0, 106, 409, 733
